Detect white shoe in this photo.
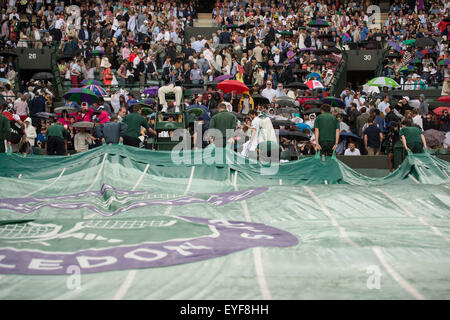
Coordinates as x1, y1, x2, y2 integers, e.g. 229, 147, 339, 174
161, 103, 168, 112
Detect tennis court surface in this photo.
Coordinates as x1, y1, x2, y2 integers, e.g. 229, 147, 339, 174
0, 145, 449, 299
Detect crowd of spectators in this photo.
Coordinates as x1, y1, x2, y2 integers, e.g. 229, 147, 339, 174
0, 0, 449, 162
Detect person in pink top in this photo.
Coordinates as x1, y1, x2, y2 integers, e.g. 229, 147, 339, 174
57, 110, 72, 129
13, 94, 28, 121
97, 106, 110, 124
75, 103, 94, 122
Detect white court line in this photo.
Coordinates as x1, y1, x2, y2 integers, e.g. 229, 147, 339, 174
375, 188, 450, 242
163, 166, 195, 217
113, 270, 137, 300
303, 186, 358, 247
233, 172, 272, 300
408, 174, 420, 184
132, 164, 150, 191
372, 246, 426, 300
85, 153, 108, 192
23, 168, 66, 198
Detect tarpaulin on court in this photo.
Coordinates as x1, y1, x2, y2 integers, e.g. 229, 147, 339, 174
0, 145, 449, 299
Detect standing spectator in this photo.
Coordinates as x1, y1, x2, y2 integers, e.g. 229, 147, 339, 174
13, 94, 28, 121
23, 117, 37, 150
364, 114, 383, 156
439, 109, 450, 132
344, 141, 361, 156
261, 80, 277, 103
74, 128, 92, 153
209, 102, 237, 148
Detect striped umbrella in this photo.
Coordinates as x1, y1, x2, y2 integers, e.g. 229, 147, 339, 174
63, 88, 100, 103
305, 80, 324, 90
83, 84, 107, 96
399, 65, 417, 73
365, 77, 400, 88
81, 79, 103, 86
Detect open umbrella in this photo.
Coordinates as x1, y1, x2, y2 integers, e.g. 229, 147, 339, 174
217, 80, 249, 94
428, 100, 450, 108
214, 74, 234, 82
32, 72, 53, 80
277, 107, 298, 114
278, 130, 310, 141
306, 72, 322, 79
73, 121, 94, 129
432, 106, 450, 116
0, 78, 10, 86
423, 129, 446, 147
388, 41, 402, 52
54, 106, 78, 114
186, 88, 206, 96
142, 86, 159, 96
308, 19, 329, 28
321, 97, 345, 107
300, 48, 316, 52
386, 52, 403, 59
421, 49, 434, 55
287, 82, 309, 90
186, 105, 212, 123
314, 49, 331, 56
414, 37, 436, 48
252, 94, 270, 105
303, 108, 321, 114
365, 77, 400, 88
63, 88, 100, 104
0, 50, 18, 58
310, 60, 326, 65
402, 39, 416, 46
57, 54, 74, 62
438, 59, 450, 66
437, 96, 450, 102
340, 131, 361, 140
275, 97, 296, 107
305, 80, 324, 90
91, 49, 104, 56
271, 119, 296, 127
35, 112, 58, 119
83, 84, 107, 97
399, 65, 417, 73
81, 79, 103, 86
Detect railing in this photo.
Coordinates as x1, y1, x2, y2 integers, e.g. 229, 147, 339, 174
330, 50, 348, 97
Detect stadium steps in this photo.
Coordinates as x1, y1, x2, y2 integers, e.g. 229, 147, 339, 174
194, 13, 214, 28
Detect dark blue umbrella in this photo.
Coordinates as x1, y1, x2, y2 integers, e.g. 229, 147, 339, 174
340, 131, 361, 140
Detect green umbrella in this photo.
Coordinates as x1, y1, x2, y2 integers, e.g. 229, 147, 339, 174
63, 88, 100, 103
279, 30, 294, 36
402, 39, 416, 46
365, 77, 400, 88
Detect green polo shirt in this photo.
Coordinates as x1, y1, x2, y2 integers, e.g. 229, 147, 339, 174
314, 112, 339, 142
209, 110, 237, 142
123, 112, 149, 139
399, 126, 422, 144
46, 123, 68, 140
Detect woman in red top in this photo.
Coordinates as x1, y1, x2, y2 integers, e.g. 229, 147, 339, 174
57, 110, 72, 129
98, 107, 110, 124
101, 58, 113, 87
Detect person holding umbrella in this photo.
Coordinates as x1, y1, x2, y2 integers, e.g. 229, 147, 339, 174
313, 103, 340, 158
238, 92, 254, 115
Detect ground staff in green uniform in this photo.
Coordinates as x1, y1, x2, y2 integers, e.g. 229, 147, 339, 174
122, 105, 149, 148
46, 122, 68, 155
208, 103, 237, 147
0, 104, 11, 153
314, 103, 340, 157
399, 119, 428, 153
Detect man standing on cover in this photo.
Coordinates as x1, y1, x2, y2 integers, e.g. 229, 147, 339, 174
314, 104, 340, 158
208, 102, 237, 147
122, 105, 149, 148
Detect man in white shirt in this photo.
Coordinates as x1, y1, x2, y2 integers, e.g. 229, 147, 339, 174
275, 83, 286, 97
344, 141, 361, 155
261, 81, 277, 103
377, 95, 390, 116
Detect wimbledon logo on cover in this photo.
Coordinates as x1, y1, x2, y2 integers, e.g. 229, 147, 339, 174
0, 185, 298, 274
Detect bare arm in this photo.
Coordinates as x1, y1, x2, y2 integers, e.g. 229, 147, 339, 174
421, 134, 427, 150
401, 135, 409, 151
314, 128, 321, 150
333, 128, 340, 150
